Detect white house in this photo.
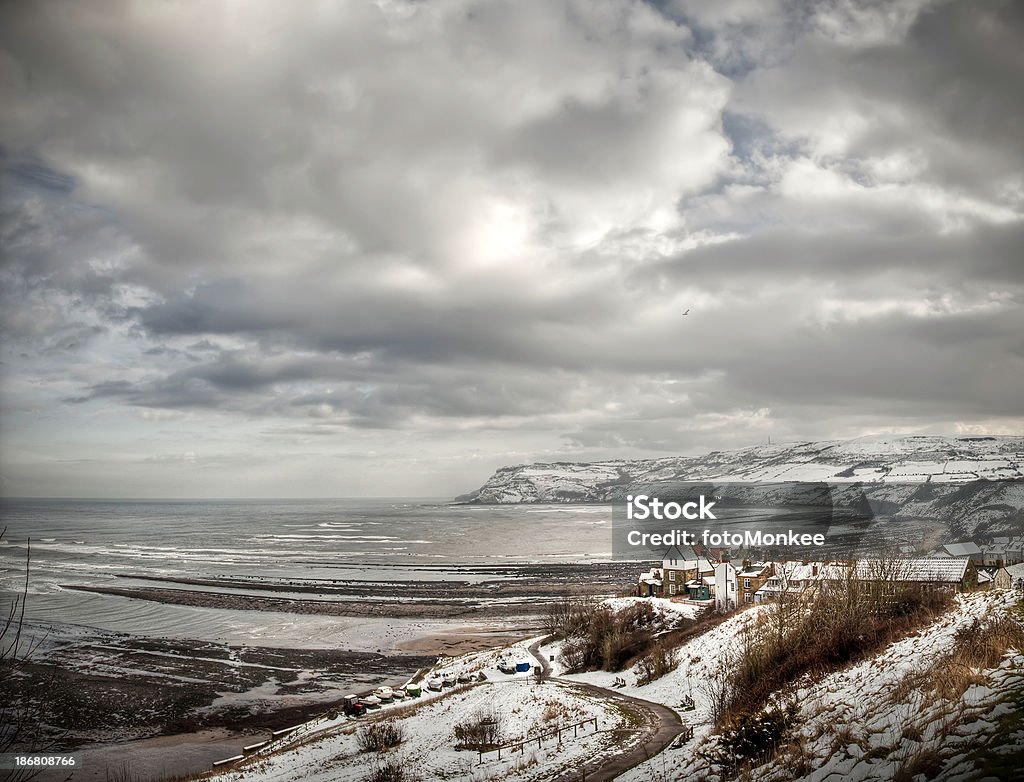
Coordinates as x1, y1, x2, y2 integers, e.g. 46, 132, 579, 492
714, 561, 737, 611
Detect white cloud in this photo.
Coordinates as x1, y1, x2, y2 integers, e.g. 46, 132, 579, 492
1, 0, 1022, 497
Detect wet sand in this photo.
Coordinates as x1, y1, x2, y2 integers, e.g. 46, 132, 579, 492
396, 624, 538, 655
5, 562, 639, 779
59, 561, 640, 619
7, 634, 434, 746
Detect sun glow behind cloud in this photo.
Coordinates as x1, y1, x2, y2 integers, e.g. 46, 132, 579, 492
0, 0, 1022, 497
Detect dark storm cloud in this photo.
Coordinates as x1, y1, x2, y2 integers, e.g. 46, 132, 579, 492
0, 0, 1022, 496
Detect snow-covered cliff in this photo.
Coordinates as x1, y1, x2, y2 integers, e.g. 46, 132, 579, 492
458, 435, 1024, 536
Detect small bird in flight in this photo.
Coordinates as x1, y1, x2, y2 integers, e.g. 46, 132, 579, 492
682, 308, 690, 316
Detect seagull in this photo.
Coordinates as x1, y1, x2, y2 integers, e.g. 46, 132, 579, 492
682, 309, 690, 316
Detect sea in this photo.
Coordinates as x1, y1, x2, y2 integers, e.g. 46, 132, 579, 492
0, 498, 614, 648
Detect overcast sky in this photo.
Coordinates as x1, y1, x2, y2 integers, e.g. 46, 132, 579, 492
1, 0, 1022, 498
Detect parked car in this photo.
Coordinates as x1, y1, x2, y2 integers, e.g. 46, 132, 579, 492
426, 677, 443, 691
361, 694, 381, 708
441, 674, 456, 688
374, 686, 395, 702
404, 683, 422, 697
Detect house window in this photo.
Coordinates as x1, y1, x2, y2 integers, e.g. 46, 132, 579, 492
744, 594, 753, 603
744, 579, 751, 589
669, 584, 677, 596
669, 571, 676, 581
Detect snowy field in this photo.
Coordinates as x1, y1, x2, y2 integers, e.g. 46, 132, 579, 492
209, 637, 632, 782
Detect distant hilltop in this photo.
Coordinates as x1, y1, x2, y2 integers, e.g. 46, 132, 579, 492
457, 435, 1024, 538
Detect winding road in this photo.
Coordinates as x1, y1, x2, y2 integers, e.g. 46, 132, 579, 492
528, 640, 684, 782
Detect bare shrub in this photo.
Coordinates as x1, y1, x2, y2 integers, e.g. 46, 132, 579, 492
358, 721, 405, 752
698, 653, 736, 726
723, 560, 952, 722
709, 702, 800, 771
366, 758, 420, 782
633, 641, 679, 685
557, 636, 587, 672
557, 601, 661, 673
544, 596, 597, 638
2, 530, 60, 782
453, 707, 503, 749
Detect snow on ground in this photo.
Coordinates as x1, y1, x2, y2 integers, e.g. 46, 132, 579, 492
616, 590, 1024, 782
560, 607, 764, 735
535, 597, 707, 678
206, 590, 1023, 782
468, 436, 1024, 502
209, 677, 628, 782
602, 596, 704, 622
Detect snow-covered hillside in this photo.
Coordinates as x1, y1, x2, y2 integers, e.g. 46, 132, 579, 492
611, 591, 1023, 782
458, 435, 1024, 537
460, 436, 1024, 504
208, 592, 1023, 782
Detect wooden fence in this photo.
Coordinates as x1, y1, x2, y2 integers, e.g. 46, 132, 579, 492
477, 717, 599, 763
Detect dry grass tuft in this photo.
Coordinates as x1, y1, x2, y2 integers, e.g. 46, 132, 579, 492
923, 612, 1024, 700
893, 746, 943, 782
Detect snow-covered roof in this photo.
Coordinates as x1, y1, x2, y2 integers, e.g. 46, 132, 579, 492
638, 569, 662, 585
853, 558, 970, 583
943, 542, 981, 557
1005, 562, 1024, 578
788, 563, 824, 581
738, 564, 769, 577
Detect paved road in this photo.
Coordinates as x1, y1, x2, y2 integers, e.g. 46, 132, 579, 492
528, 641, 683, 782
